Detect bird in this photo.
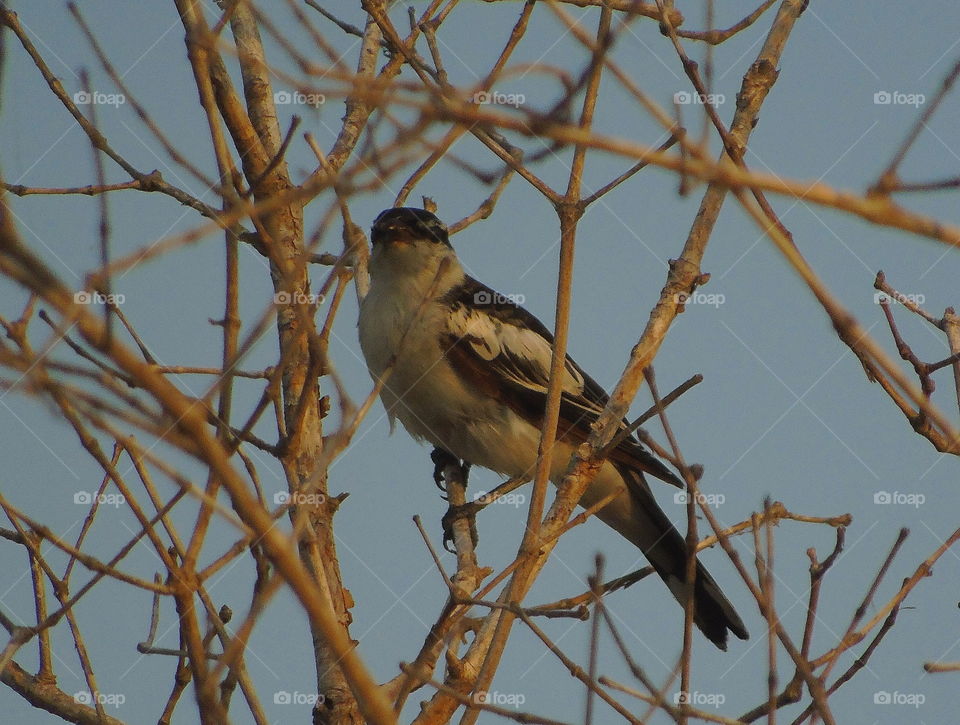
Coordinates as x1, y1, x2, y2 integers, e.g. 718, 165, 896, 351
357, 206, 748, 650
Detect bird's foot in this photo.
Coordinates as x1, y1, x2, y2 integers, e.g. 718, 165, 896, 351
431, 448, 457, 493
441, 501, 480, 553
430, 448, 470, 496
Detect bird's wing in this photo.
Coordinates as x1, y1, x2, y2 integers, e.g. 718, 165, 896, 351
440, 277, 682, 487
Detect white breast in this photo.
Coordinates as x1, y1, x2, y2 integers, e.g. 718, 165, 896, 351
357, 255, 482, 446
357, 246, 554, 479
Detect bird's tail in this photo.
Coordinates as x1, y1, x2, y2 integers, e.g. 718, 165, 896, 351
606, 466, 749, 650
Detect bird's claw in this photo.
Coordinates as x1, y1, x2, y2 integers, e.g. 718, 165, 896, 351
441, 502, 480, 552
431, 448, 459, 493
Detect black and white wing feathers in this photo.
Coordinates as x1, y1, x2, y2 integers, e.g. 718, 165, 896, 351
440, 277, 682, 487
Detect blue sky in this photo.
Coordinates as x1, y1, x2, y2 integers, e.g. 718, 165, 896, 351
1, 2, 959, 723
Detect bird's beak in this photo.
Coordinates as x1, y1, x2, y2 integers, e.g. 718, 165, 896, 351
372, 224, 414, 247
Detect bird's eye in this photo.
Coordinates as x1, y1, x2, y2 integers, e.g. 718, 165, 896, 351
419, 219, 446, 242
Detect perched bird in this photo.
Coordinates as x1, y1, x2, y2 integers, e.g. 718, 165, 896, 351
358, 207, 748, 649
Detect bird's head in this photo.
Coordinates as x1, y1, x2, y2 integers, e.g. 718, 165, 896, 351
368, 207, 458, 282
371, 207, 451, 248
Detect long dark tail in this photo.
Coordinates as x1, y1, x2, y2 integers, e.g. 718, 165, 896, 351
609, 466, 748, 650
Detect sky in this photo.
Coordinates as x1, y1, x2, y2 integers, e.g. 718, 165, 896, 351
1, 1, 959, 724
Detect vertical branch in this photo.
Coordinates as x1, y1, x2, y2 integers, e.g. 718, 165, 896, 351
28, 547, 52, 682
763, 501, 778, 725
222, 4, 363, 722
942, 308, 960, 416
585, 555, 605, 725
174, 0, 249, 602
642, 367, 698, 723
78, 67, 115, 342
172, 580, 225, 724
457, 9, 613, 725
